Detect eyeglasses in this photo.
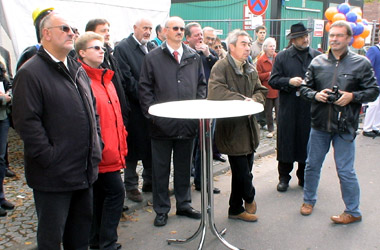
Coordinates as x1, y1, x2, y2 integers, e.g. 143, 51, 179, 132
214, 45, 222, 49
47, 25, 72, 33
86, 46, 106, 51
167, 26, 185, 32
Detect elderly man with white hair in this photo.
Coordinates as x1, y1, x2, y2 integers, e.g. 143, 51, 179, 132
114, 18, 156, 203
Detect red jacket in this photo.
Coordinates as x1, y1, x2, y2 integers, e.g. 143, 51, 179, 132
256, 53, 278, 99
81, 61, 128, 173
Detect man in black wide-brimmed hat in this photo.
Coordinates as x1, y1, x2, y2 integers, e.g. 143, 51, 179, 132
268, 22, 321, 192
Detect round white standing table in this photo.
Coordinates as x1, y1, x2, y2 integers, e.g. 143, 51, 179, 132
149, 99, 263, 250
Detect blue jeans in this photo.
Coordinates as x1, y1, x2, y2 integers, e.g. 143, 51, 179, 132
0, 118, 10, 204
303, 128, 361, 217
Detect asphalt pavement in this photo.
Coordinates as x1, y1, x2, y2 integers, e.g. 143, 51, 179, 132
4, 127, 380, 249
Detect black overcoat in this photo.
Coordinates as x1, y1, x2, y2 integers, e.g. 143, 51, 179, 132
269, 45, 321, 163
114, 34, 156, 161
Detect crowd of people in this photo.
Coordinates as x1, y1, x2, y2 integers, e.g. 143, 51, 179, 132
0, 6, 379, 249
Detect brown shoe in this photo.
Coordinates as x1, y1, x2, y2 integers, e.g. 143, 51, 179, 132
245, 200, 257, 214
331, 212, 362, 224
126, 189, 143, 202
300, 203, 313, 216
228, 211, 258, 222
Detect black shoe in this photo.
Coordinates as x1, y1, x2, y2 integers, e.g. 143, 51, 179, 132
298, 179, 304, 187
176, 207, 201, 219
0, 207, 6, 217
194, 185, 221, 194
1, 200, 14, 210
123, 205, 129, 212
154, 213, 168, 227
142, 183, 152, 192
277, 182, 289, 192
89, 243, 121, 250
363, 131, 378, 137
5, 169, 15, 178
213, 154, 226, 162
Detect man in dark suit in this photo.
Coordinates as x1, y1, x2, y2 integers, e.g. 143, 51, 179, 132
114, 18, 156, 203
139, 16, 206, 227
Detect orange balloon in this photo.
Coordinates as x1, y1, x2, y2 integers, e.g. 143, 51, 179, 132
356, 15, 362, 23
325, 7, 338, 21
325, 21, 332, 32
351, 7, 362, 17
360, 26, 370, 38
352, 36, 365, 49
332, 13, 346, 23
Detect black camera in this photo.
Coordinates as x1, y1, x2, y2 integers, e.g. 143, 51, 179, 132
326, 86, 342, 104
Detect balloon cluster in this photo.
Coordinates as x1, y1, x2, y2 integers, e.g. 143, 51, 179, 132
325, 3, 370, 49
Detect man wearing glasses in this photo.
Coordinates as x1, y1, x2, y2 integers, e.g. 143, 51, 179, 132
114, 18, 156, 204
300, 21, 378, 224
139, 16, 207, 227
12, 12, 102, 248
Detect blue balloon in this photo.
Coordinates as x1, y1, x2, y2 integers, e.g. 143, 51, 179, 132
349, 22, 357, 35
337, 3, 350, 15
345, 12, 357, 23
362, 19, 369, 25
355, 22, 364, 36
349, 37, 354, 46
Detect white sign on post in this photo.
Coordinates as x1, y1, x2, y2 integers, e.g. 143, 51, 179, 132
313, 19, 324, 37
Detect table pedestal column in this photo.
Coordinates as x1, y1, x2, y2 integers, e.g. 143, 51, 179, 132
167, 119, 242, 250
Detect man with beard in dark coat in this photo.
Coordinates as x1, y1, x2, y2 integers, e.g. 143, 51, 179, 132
269, 23, 321, 192
114, 18, 156, 203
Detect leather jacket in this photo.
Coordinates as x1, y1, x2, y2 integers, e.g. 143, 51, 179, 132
301, 49, 379, 134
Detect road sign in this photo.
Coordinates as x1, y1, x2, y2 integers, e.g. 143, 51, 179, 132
248, 0, 269, 16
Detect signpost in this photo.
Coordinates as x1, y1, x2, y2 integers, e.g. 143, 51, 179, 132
247, 0, 269, 16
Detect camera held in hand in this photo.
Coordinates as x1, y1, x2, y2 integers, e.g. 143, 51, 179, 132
326, 86, 342, 104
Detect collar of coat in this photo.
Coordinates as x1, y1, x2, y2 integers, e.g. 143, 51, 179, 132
161, 41, 199, 62
327, 48, 349, 61
127, 34, 156, 52
288, 45, 315, 58
37, 45, 83, 81
226, 53, 255, 76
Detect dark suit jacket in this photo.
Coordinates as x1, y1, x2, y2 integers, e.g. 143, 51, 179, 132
113, 34, 156, 161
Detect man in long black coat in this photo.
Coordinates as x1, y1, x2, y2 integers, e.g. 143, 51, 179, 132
269, 23, 321, 192
114, 18, 156, 202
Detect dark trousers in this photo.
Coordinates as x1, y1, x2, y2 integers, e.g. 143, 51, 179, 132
151, 138, 194, 214
124, 158, 152, 191
278, 161, 305, 184
228, 153, 255, 215
90, 171, 125, 250
264, 98, 279, 132
33, 187, 93, 250
0, 118, 9, 204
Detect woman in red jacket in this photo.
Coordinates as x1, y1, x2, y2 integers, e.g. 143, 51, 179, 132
75, 32, 128, 250
256, 37, 279, 138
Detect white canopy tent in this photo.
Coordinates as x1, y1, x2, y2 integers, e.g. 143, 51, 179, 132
0, 0, 171, 72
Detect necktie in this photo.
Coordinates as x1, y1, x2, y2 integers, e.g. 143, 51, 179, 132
173, 51, 179, 63
141, 45, 148, 54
